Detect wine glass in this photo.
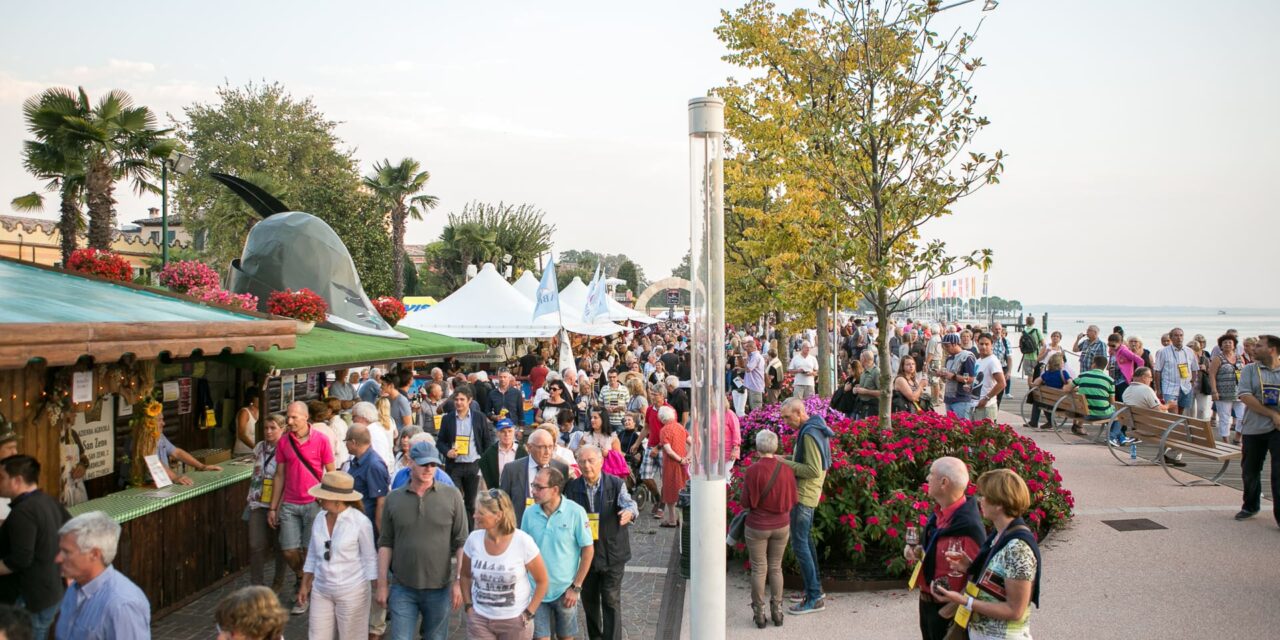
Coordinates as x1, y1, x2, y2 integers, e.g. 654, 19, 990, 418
904, 526, 920, 547
945, 540, 965, 577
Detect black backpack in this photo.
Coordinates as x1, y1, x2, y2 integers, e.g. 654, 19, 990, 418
1019, 330, 1038, 356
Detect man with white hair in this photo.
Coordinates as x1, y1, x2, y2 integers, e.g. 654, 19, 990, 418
351, 401, 395, 474
54, 511, 149, 639
357, 367, 384, 404
904, 457, 986, 640
787, 342, 819, 400
744, 338, 767, 411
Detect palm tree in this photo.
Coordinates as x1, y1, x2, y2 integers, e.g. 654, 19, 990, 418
56, 88, 174, 250
11, 88, 89, 263
362, 158, 439, 297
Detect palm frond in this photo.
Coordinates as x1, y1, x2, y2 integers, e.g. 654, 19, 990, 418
10, 192, 46, 212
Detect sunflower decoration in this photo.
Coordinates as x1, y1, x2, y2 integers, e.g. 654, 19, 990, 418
129, 390, 165, 487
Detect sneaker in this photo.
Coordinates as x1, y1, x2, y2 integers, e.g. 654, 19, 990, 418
788, 598, 826, 615
1234, 510, 1258, 521
290, 599, 309, 615
1120, 436, 1138, 445
1163, 456, 1187, 468
1107, 438, 1121, 447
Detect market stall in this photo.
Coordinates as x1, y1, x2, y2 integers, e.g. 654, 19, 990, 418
0, 256, 296, 615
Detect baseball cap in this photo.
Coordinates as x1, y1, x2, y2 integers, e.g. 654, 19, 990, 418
410, 440, 443, 466
495, 418, 515, 431
941, 333, 962, 345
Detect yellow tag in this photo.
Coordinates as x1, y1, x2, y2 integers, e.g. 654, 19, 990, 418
953, 582, 980, 628
261, 478, 274, 504
1237, 368, 1242, 381
907, 561, 923, 590
204, 408, 217, 429
588, 513, 600, 541
433, 415, 443, 430
455, 435, 471, 456
1178, 363, 1190, 380
526, 497, 535, 508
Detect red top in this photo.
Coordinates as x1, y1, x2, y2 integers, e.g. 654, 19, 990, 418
645, 403, 669, 447
741, 457, 798, 530
529, 365, 550, 391
921, 498, 983, 602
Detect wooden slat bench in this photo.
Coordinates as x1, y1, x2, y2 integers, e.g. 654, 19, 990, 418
1114, 404, 1244, 486
1026, 386, 1118, 444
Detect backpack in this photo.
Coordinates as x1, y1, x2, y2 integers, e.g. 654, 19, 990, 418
1019, 329, 1038, 356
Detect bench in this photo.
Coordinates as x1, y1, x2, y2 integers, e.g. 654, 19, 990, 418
1112, 404, 1244, 486
1024, 386, 1117, 444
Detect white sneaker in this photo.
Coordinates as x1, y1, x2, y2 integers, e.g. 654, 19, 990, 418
291, 599, 309, 615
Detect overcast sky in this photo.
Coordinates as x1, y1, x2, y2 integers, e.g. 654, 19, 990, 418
2, 1, 1275, 307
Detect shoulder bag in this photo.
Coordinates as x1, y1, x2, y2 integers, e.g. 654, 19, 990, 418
726, 459, 783, 546
286, 432, 324, 483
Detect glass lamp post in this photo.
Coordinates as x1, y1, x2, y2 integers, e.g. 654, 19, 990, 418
688, 95, 726, 640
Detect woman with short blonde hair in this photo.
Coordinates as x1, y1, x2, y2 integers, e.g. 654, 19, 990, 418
461, 489, 549, 639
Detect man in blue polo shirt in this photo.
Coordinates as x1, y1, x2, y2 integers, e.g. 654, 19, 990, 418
521, 466, 594, 640
343, 424, 390, 535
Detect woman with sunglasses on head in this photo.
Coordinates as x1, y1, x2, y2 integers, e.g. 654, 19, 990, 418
537, 380, 575, 426
460, 489, 549, 639
296, 471, 377, 639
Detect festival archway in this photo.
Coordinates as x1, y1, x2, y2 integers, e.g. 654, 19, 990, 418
635, 276, 691, 310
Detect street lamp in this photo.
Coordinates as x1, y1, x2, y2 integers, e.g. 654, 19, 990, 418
160, 150, 194, 267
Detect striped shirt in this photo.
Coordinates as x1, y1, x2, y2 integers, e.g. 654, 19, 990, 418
1074, 369, 1115, 418
55, 566, 151, 640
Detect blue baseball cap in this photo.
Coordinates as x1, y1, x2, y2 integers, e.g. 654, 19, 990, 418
942, 333, 962, 345
410, 440, 443, 466
495, 418, 515, 431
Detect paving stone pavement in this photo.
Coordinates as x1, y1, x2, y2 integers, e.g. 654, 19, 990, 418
156, 508, 679, 640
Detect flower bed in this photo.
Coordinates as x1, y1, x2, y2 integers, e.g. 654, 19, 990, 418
66, 248, 133, 282
158, 260, 221, 294
188, 286, 259, 312
731, 397, 1074, 579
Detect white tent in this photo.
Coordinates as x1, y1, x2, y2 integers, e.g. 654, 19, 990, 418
513, 270, 539, 301
400, 264, 625, 338
559, 277, 659, 325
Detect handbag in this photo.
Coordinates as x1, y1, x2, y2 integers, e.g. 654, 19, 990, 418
727, 459, 783, 545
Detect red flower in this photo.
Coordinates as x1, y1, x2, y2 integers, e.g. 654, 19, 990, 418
66, 248, 133, 282
373, 296, 406, 325
267, 288, 329, 323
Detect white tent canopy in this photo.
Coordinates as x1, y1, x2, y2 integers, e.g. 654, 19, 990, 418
400, 264, 625, 338
513, 270, 539, 301
559, 277, 659, 325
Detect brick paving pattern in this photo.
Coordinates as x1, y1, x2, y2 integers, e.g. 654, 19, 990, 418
156, 507, 679, 640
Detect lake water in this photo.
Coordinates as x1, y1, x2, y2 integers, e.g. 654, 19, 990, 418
1024, 305, 1279, 345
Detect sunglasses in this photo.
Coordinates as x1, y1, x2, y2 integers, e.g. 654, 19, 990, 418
324, 540, 332, 562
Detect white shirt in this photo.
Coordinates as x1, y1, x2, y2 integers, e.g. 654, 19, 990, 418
328, 416, 351, 469
497, 443, 518, 477
789, 353, 819, 387
975, 354, 1004, 399
464, 529, 540, 620
365, 421, 396, 474
302, 507, 377, 594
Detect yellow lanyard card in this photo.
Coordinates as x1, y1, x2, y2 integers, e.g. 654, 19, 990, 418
526, 497, 535, 508
433, 415, 443, 430
907, 561, 923, 590
1177, 363, 1190, 380
588, 513, 600, 541
260, 478, 274, 504
455, 435, 471, 456
954, 581, 980, 628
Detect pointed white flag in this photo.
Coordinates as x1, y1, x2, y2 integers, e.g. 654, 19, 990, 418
532, 258, 561, 321
584, 263, 611, 323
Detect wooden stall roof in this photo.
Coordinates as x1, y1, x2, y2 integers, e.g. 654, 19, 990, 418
0, 257, 296, 369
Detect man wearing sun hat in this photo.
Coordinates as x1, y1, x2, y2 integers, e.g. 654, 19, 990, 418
376, 440, 467, 640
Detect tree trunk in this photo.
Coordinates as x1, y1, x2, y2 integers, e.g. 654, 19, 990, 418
57, 187, 80, 264
816, 305, 832, 396
876, 287, 893, 426
391, 205, 406, 298
85, 158, 115, 250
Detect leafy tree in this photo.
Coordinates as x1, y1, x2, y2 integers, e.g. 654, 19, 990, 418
671, 250, 691, 280
556, 250, 644, 290
717, 0, 1003, 421
174, 81, 392, 296
616, 260, 640, 294
402, 259, 420, 297
424, 202, 554, 295
363, 157, 439, 297
11, 88, 88, 263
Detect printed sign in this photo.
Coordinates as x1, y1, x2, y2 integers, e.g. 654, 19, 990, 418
178, 378, 193, 415
71, 399, 114, 480
162, 381, 180, 402
145, 454, 173, 488
666, 289, 681, 306
72, 370, 93, 404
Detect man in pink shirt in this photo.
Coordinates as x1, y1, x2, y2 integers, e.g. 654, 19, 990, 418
268, 400, 335, 614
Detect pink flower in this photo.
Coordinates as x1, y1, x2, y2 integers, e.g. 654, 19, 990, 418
867, 516, 880, 526
886, 527, 899, 538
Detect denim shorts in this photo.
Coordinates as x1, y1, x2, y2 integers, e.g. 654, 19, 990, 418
534, 597, 579, 639
278, 501, 321, 550
1163, 389, 1193, 409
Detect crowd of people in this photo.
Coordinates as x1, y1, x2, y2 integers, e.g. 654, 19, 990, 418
1, 311, 1276, 640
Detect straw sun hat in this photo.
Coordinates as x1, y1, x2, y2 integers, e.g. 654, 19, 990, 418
308, 471, 364, 502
